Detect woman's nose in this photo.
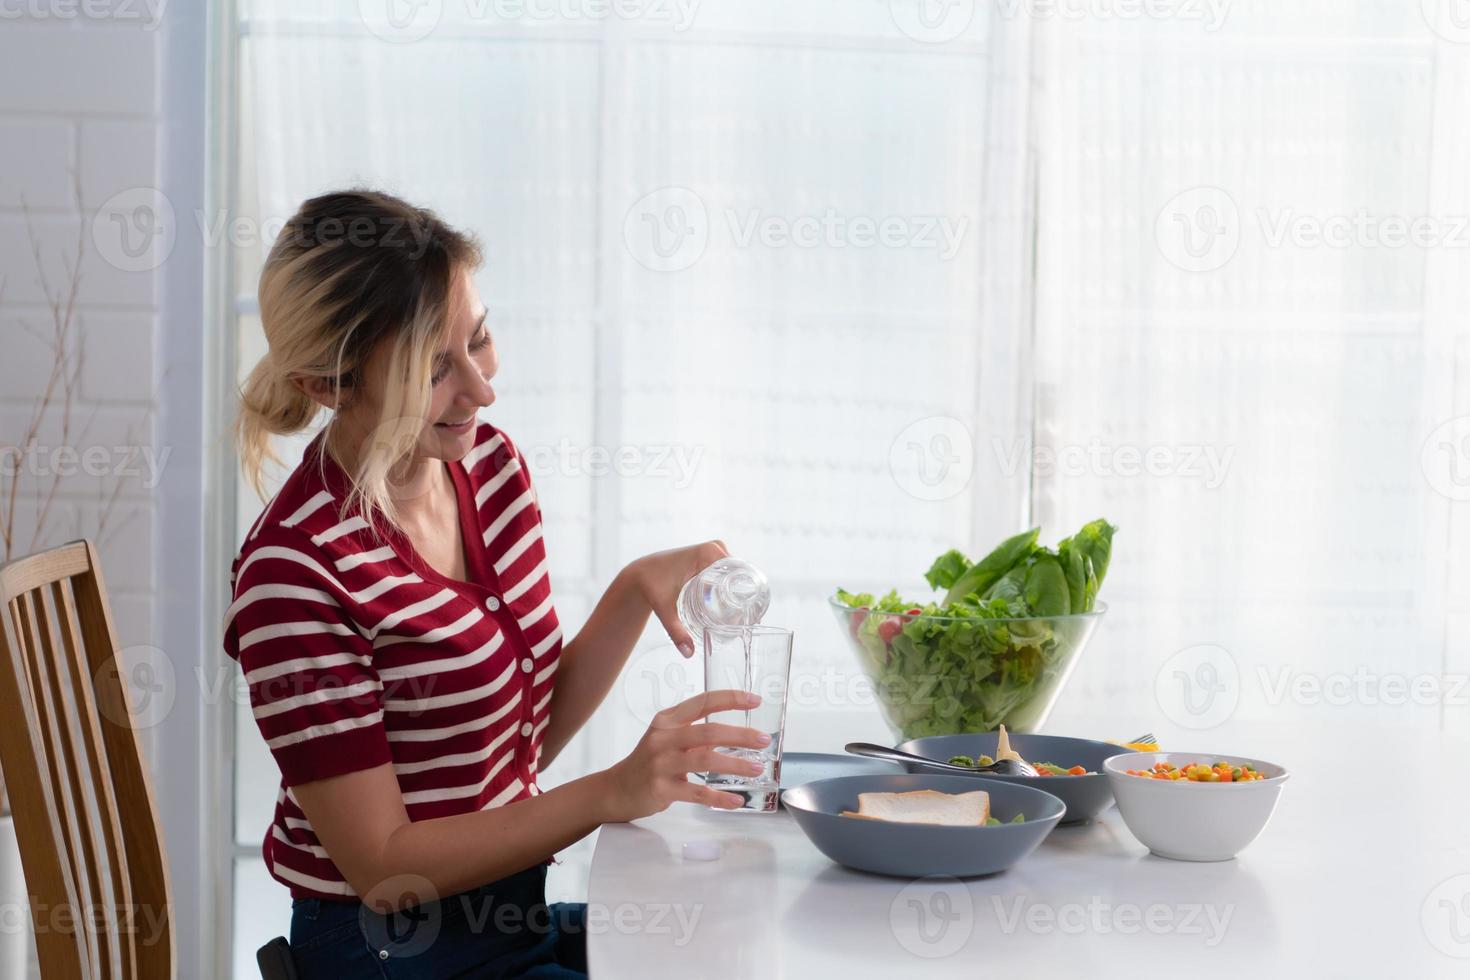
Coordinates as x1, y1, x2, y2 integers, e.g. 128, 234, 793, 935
467, 367, 495, 408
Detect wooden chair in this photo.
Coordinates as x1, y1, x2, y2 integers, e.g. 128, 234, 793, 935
0, 540, 174, 979
256, 936, 299, 979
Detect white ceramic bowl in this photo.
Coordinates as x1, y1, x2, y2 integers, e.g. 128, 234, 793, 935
1103, 752, 1289, 861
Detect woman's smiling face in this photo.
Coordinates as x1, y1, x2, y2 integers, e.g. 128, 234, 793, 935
337, 266, 498, 466
420, 267, 498, 460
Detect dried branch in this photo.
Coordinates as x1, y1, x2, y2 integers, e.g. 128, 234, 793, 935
2, 172, 137, 562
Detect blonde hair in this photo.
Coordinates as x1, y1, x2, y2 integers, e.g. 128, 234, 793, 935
236, 189, 483, 530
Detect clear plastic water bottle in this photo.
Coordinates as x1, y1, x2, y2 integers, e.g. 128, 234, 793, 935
677, 557, 771, 638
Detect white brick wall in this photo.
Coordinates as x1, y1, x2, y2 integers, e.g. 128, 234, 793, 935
0, 22, 156, 116
0, 122, 73, 209
0, 13, 168, 980
0, 18, 162, 648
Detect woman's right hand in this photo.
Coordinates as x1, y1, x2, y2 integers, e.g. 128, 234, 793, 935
600, 689, 770, 821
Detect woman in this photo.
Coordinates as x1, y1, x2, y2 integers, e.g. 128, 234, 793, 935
224, 189, 766, 978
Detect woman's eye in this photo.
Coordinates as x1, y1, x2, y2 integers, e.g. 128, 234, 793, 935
432, 332, 489, 384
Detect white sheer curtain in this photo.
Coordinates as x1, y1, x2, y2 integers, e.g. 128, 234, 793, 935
227, 2, 1032, 970
1028, 6, 1470, 738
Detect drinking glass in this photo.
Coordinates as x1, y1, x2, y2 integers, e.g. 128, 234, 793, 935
701, 625, 793, 812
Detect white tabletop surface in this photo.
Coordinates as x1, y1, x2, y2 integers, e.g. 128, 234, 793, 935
586, 722, 1470, 978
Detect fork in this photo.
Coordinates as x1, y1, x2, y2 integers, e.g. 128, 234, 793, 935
845, 742, 1041, 779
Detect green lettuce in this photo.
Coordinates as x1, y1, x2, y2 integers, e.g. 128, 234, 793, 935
835, 519, 1117, 737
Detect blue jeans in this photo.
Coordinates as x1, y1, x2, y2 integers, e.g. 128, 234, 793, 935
288, 864, 587, 979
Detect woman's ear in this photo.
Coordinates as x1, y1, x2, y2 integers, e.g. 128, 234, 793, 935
290, 374, 349, 411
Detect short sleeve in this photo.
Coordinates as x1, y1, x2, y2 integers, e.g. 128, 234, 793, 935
224, 532, 391, 786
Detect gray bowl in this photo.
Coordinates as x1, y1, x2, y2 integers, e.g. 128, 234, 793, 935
777, 752, 896, 808
781, 774, 1066, 878
896, 733, 1130, 825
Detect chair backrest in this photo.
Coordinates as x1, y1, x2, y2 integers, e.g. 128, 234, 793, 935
0, 540, 174, 979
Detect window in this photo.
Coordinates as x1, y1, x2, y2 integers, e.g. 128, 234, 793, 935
216, 2, 1470, 973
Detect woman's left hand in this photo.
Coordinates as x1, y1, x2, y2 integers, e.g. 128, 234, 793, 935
628, 540, 730, 658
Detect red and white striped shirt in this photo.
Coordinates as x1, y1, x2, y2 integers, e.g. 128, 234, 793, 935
223, 422, 563, 900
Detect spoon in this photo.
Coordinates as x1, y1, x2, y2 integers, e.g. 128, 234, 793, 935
844, 742, 1040, 778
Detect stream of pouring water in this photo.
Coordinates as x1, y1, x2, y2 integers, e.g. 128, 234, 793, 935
742, 625, 754, 730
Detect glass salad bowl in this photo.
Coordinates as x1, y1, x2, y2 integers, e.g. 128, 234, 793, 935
828, 597, 1107, 741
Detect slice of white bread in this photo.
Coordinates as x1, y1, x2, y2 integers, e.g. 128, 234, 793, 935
839, 789, 990, 826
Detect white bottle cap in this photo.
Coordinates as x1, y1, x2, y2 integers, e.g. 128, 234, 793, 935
681, 840, 722, 862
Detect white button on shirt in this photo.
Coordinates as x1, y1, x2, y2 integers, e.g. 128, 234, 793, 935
521, 657, 534, 673
485, 595, 501, 612
520, 722, 533, 737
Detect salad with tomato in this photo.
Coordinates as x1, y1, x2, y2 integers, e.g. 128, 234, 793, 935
833, 519, 1117, 738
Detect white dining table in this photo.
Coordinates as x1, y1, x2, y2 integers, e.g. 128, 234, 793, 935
586, 720, 1470, 978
